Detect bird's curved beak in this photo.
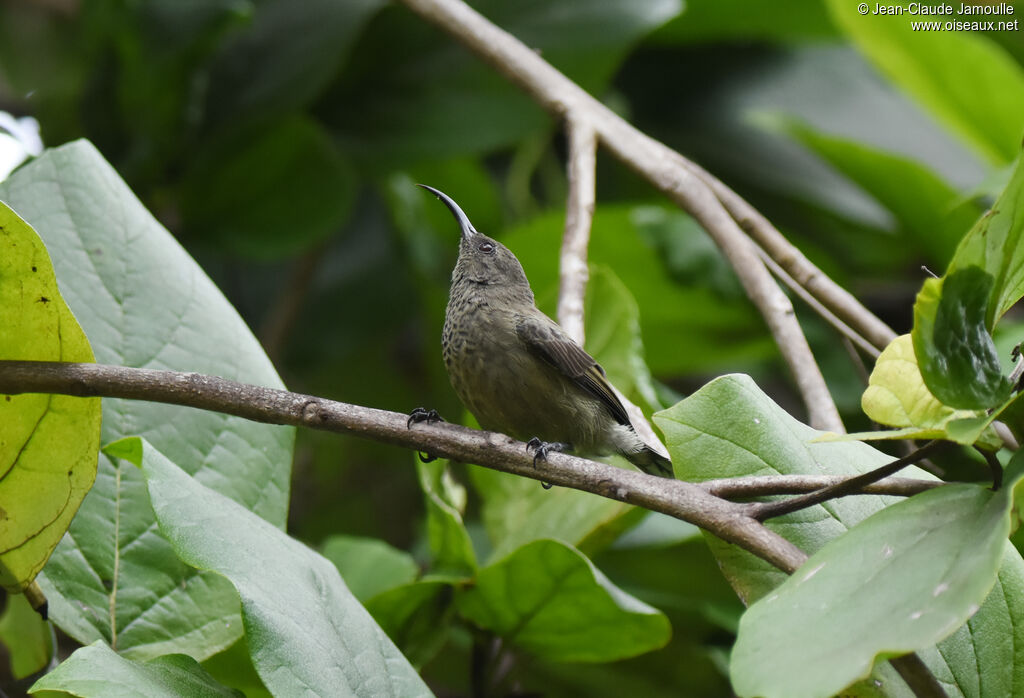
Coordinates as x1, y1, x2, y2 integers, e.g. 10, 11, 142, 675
417, 184, 478, 240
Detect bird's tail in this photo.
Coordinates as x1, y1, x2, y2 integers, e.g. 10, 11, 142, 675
626, 446, 674, 478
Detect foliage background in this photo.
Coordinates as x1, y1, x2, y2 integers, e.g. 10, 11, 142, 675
2, 0, 1023, 695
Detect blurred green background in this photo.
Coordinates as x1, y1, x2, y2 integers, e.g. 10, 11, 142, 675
2, 0, 1022, 694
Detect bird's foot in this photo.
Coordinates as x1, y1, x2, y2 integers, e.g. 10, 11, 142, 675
526, 439, 570, 490
408, 407, 444, 462
407, 407, 444, 429
525, 438, 571, 467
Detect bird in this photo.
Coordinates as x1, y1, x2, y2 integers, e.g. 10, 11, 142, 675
412, 184, 673, 478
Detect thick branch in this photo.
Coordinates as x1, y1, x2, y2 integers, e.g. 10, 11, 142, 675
557, 115, 596, 345
0, 360, 804, 572
398, 0, 844, 434
2, 360, 947, 695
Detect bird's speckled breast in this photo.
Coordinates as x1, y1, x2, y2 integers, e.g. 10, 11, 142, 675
442, 281, 607, 449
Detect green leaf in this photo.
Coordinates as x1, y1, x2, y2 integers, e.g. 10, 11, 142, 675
469, 464, 642, 561
862, 335, 970, 432
0, 141, 294, 661
584, 265, 662, 411
0, 201, 100, 593
456, 539, 670, 662
655, 374, 1024, 694
200, 639, 271, 698
769, 115, 982, 266
650, 0, 836, 44
655, 374, 932, 601
731, 456, 1024, 698
913, 267, 1011, 410
127, 437, 433, 698
324, 0, 682, 165
178, 115, 357, 259
856, 334, 1002, 447
29, 641, 238, 698
365, 581, 454, 669
203, 0, 384, 128
948, 153, 1024, 327
417, 460, 477, 578
827, 0, 1024, 165
0, 592, 53, 680
320, 535, 419, 602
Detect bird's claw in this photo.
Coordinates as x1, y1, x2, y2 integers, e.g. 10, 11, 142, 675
408, 407, 443, 429
525, 438, 569, 467
409, 408, 444, 462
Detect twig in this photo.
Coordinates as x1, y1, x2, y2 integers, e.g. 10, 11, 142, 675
750, 441, 949, 521
0, 360, 805, 572
395, 0, 844, 435
700, 474, 941, 500
684, 163, 898, 351
557, 115, 596, 346
555, 115, 667, 458
756, 245, 879, 359
979, 448, 1003, 490
889, 654, 950, 698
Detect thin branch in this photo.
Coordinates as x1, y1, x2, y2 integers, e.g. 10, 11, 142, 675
756, 245, 879, 359
398, 0, 844, 435
0, 360, 805, 572
890, 654, 951, 698
684, 162, 898, 351
750, 440, 949, 521
555, 116, 669, 459
557, 115, 596, 346
701, 474, 941, 500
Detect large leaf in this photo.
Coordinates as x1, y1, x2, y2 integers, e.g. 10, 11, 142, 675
323, 0, 682, 165
417, 460, 477, 579
320, 535, 419, 603
650, 0, 835, 44
203, 0, 384, 128
0, 141, 294, 661
770, 116, 981, 266
655, 374, 1024, 694
119, 437, 433, 698
178, 115, 357, 259
947, 152, 1024, 327
827, 0, 1024, 165
913, 267, 1011, 410
29, 641, 237, 698
0, 592, 53, 681
365, 581, 454, 669
0, 202, 100, 593
731, 455, 1024, 698
456, 539, 670, 662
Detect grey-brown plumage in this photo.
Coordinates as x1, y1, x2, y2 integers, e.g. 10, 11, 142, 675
420, 184, 673, 477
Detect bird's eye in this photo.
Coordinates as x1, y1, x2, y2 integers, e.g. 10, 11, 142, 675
478, 241, 495, 255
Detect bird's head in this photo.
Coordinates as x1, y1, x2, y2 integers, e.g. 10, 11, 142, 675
418, 184, 533, 296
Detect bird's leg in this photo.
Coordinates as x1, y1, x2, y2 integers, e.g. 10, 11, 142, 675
526, 439, 571, 490
407, 407, 444, 428
525, 438, 572, 467
408, 407, 445, 462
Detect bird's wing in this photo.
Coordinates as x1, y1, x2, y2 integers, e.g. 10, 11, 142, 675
515, 314, 631, 427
